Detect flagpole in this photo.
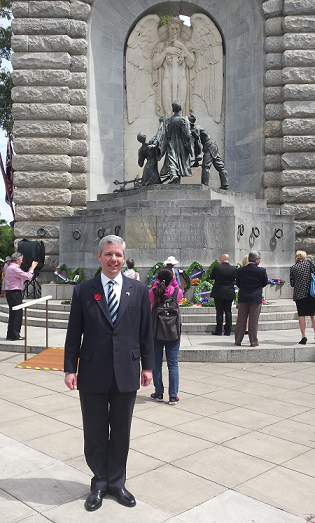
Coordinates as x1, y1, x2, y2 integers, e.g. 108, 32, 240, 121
0, 153, 15, 222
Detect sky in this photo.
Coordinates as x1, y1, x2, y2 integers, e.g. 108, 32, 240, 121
0, 14, 190, 225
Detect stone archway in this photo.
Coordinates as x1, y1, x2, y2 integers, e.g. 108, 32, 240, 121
89, 0, 265, 198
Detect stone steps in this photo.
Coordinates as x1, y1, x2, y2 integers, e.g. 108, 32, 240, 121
181, 319, 308, 334
0, 300, 302, 332
181, 311, 299, 324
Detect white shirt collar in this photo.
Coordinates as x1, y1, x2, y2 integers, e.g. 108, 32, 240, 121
100, 271, 123, 287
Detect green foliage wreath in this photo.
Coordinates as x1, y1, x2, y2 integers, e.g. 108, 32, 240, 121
147, 262, 164, 279
70, 267, 84, 284
186, 261, 204, 277
54, 264, 71, 284
203, 259, 220, 281
182, 271, 191, 293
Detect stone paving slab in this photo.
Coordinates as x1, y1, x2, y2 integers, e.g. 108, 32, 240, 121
178, 491, 306, 523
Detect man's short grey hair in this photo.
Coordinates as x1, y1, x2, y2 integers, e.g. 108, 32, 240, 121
98, 235, 126, 256
11, 252, 23, 262
248, 251, 260, 262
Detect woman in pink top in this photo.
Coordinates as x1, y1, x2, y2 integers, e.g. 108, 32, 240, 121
149, 267, 183, 405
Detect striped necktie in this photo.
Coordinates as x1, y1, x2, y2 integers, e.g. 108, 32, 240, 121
108, 280, 118, 323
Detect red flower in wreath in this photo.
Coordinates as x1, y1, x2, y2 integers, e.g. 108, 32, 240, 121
94, 294, 101, 301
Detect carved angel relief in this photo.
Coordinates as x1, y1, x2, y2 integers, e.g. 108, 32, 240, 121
126, 14, 223, 123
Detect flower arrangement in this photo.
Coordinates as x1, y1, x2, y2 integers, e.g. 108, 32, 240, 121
191, 277, 200, 286
179, 297, 193, 307
201, 297, 212, 307
194, 280, 214, 306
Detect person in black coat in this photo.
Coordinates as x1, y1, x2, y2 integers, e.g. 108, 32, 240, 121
234, 251, 268, 347
210, 254, 237, 336
64, 235, 154, 512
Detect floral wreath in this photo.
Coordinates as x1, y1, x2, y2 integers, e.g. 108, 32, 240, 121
182, 271, 191, 293
54, 264, 71, 284
147, 262, 164, 288
69, 267, 84, 284
186, 261, 204, 278
203, 260, 220, 282
194, 280, 214, 305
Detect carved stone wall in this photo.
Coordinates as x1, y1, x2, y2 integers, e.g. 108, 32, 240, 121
262, 0, 315, 258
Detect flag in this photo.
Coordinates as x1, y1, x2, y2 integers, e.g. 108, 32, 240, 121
5, 135, 14, 206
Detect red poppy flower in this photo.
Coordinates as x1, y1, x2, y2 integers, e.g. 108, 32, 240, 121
94, 294, 101, 301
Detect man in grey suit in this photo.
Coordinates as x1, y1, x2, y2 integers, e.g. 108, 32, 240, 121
64, 235, 154, 512
234, 251, 268, 347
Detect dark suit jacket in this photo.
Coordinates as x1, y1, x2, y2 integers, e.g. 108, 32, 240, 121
210, 262, 237, 301
236, 263, 268, 303
64, 273, 155, 393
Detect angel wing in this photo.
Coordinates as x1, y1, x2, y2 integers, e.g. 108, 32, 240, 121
190, 13, 223, 123
126, 14, 160, 123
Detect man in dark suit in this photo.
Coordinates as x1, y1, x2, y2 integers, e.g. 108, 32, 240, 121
64, 235, 154, 512
210, 254, 237, 336
235, 250, 268, 347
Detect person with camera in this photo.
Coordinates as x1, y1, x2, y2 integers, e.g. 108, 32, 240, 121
5, 252, 38, 341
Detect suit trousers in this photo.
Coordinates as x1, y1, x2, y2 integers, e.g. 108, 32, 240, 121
214, 298, 233, 334
79, 375, 137, 491
235, 302, 262, 345
6, 290, 23, 340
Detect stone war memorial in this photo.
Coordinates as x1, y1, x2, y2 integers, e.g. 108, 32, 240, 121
10, 0, 315, 285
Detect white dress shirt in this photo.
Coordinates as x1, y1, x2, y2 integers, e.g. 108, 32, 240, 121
100, 271, 123, 305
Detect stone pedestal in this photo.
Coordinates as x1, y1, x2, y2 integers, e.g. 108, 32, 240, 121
59, 185, 295, 282
41, 283, 74, 300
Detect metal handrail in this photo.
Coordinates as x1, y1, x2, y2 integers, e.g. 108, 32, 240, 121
13, 295, 53, 361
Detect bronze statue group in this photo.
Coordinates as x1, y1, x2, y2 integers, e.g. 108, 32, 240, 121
136, 101, 229, 189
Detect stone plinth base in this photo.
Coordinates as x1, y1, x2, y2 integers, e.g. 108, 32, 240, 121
59, 185, 295, 281
264, 283, 293, 300
41, 284, 74, 300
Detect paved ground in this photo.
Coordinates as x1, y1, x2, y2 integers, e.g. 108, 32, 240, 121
1, 341, 315, 522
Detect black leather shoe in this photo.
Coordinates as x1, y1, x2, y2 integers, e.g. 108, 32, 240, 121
108, 487, 136, 507
212, 332, 222, 336
84, 490, 107, 512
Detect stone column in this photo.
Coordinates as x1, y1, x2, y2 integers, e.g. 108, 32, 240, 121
280, 0, 315, 257
11, 0, 91, 278
262, 0, 284, 206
